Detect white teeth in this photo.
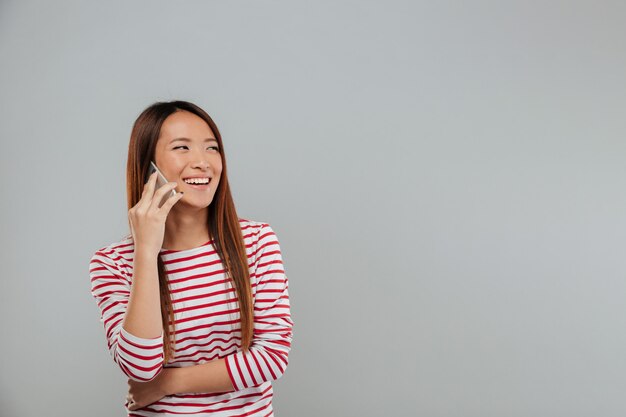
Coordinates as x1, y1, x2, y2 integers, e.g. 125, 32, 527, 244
184, 178, 209, 185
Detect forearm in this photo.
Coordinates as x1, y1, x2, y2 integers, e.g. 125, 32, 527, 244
164, 359, 234, 395
122, 250, 163, 338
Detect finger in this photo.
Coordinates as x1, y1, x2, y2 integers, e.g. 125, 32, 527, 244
137, 172, 159, 209
145, 170, 157, 184
158, 190, 185, 214
141, 173, 152, 194
148, 182, 179, 211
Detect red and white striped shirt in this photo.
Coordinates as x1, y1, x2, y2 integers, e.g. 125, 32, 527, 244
89, 219, 293, 416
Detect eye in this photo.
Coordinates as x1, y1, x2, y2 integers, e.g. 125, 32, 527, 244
173, 145, 188, 150
208, 146, 220, 152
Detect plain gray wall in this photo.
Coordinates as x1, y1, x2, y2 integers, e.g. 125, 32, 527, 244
1, 1, 626, 416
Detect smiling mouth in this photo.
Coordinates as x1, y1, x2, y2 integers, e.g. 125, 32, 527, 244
183, 178, 213, 192
183, 177, 211, 186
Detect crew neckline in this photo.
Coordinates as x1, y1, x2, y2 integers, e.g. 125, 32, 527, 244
159, 239, 213, 254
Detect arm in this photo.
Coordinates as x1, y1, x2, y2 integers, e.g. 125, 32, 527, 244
127, 358, 234, 410
93, 175, 200, 389
121, 173, 175, 340
122, 249, 163, 339
89, 247, 165, 382
224, 225, 293, 390
157, 224, 293, 394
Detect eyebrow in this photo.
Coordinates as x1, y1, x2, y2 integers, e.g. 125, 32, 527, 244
169, 137, 218, 144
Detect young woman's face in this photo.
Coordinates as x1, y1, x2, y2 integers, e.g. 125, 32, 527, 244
153, 110, 223, 210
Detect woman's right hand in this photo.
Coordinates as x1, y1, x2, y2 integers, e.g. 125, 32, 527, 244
128, 171, 184, 257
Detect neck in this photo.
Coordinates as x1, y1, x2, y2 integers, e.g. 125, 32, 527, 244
163, 205, 210, 251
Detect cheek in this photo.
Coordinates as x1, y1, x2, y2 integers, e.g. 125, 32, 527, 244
214, 158, 224, 175
214, 169, 223, 185
162, 156, 185, 172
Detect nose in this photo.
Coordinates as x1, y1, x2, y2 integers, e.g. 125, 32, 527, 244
190, 150, 211, 170
191, 159, 210, 170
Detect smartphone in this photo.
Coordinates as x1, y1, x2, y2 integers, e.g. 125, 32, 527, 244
148, 161, 177, 204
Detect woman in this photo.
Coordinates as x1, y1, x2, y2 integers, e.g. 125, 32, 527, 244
89, 100, 293, 416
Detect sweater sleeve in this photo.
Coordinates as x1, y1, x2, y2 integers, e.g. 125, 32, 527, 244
89, 248, 165, 382
224, 224, 294, 390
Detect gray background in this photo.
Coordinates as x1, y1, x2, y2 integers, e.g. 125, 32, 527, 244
1, 1, 625, 416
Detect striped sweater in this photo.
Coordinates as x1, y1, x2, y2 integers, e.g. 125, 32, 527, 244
89, 219, 293, 416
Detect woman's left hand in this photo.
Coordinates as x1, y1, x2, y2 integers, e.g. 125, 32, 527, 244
127, 368, 172, 411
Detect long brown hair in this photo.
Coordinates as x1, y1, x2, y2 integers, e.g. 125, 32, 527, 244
126, 100, 253, 363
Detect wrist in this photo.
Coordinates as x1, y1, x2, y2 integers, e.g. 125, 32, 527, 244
133, 249, 160, 265
160, 367, 179, 396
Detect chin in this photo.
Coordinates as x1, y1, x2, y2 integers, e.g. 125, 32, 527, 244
179, 196, 215, 209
